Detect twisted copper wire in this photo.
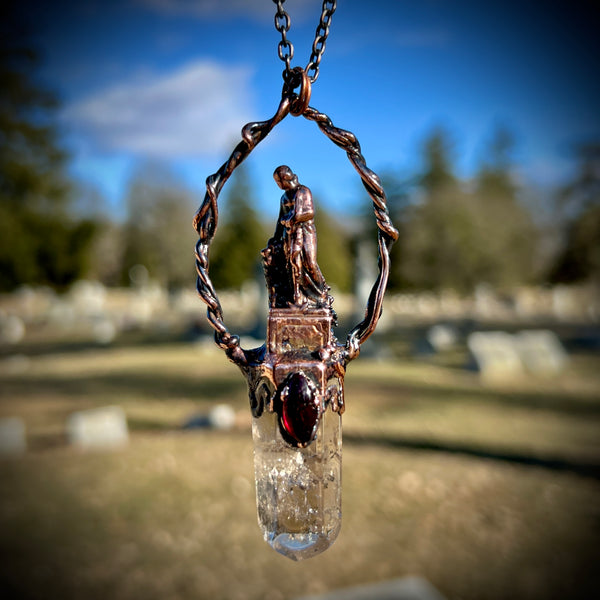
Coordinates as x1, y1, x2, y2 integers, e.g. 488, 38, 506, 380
193, 90, 397, 367
301, 106, 399, 355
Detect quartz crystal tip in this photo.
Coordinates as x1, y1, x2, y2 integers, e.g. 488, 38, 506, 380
253, 409, 342, 561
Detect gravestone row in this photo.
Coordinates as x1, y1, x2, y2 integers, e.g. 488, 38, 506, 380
0, 407, 129, 456
467, 329, 568, 380
0, 404, 238, 456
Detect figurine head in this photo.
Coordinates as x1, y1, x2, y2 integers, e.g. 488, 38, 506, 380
273, 165, 298, 191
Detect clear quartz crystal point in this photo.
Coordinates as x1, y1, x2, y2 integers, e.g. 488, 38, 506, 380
252, 407, 342, 561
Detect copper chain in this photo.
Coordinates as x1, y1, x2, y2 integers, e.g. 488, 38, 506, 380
273, 0, 337, 83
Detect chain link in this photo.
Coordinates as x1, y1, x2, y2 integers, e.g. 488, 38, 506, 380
273, 0, 337, 84
274, 1, 293, 72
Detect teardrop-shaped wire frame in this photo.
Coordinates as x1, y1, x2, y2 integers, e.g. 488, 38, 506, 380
193, 86, 398, 368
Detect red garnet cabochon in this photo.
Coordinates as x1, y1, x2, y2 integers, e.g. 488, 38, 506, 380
280, 372, 321, 446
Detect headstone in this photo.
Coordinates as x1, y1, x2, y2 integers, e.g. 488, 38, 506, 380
92, 317, 117, 344
0, 417, 27, 455
416, 292, 439, 318
67, 406, 129, 450
182, 404, 236, 431
413, 324, 458, 357
514, 330, 568, 375
69, 280, 106, 316
0, 314, 25, 345
427, 323, 458, 351
208, 404, 236, 430
129, 264, 149, 287
467, 331, 524, 380
47, 298, 76, 329
294, 576, 446, 600
552, 285, 580, 320
474, 283, 495, 318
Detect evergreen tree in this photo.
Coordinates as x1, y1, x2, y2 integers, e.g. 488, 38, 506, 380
470, 124, 538, 288
121, 164, 197, 289
0, 18, 94, 290
378, 169, 416, 290
398, 124, 537, 292
419, 127, 457, 192
313, 200, 352, 293
209, 166, 267, 290
549, 142, 600, 284
399, 126, 481, 291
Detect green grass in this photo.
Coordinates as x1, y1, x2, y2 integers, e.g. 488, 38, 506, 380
0, 341, 599, 599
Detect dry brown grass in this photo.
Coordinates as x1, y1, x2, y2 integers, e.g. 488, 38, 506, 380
0, 342, 599, 599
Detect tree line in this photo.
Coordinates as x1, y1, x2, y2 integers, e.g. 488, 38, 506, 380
1, 32, 598, 295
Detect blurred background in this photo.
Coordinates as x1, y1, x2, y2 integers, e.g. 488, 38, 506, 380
0, 1, 599, 599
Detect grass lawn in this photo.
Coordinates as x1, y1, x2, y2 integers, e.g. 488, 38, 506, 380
0, 341, 599, 600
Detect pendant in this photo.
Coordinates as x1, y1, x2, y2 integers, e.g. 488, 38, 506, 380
193, 69, 398, 560
248, 165, 344, 559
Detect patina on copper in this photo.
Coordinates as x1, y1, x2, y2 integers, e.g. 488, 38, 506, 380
193, 70, 398, 448
257, 170, 339, 447
263, 165, 330, 309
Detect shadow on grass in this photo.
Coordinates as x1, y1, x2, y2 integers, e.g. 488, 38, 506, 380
352, 379, 600, 417
345, 432, 600, 480
0, 331, 199, 359
0, 373, 247, 403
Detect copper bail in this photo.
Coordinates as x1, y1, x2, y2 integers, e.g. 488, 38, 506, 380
289, 68, 312, 116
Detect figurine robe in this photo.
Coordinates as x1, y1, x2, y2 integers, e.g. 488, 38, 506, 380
262, 166, 331, 309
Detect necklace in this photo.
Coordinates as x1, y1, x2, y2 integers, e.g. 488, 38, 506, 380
194, 0, 398, 561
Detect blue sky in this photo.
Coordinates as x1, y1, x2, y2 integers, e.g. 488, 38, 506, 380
17, 0, 600, 219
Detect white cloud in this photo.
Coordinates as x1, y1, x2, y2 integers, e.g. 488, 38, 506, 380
64, 60, 255, 158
